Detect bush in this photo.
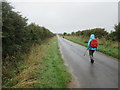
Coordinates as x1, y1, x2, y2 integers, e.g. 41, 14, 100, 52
2, 2, 54, 64
105, 23, 120, 41
74, 28, 108, 38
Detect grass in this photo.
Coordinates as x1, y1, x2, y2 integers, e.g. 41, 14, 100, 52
34, 36, 71, 88
3, 43, 46, 88
2, 36, 71, 88
64, 36, 119, 59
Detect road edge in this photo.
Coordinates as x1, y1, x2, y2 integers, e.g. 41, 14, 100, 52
57, 36, 80, 88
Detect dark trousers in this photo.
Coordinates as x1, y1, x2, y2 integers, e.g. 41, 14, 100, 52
89, 50, 95, 60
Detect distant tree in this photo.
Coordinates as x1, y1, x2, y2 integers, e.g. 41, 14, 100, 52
114, 23, 120, 41
92, 28, 108, 38
71, 32, 75, 36
106, 23, 120, 41
67, 33, 71, 36
74, 28, 108, 38
63, 32, 67, 36
76, 31, 81, 36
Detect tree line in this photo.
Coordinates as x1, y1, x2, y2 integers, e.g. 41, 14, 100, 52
2, 2, 54, 64
63, 24, 120, 41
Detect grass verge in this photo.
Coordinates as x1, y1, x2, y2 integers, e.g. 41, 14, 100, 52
64, 36, 119, 59
34, 36, 71, 88
3, 36, 71, 88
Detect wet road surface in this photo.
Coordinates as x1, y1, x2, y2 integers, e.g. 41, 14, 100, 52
57, 36, 118, 88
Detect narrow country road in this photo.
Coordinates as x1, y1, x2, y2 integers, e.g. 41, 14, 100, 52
57, 35, 118, 88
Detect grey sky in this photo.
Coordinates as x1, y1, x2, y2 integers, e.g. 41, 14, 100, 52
10, 1, 118, 33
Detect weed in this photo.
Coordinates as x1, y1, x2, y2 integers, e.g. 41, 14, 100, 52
3, 37, 71, 88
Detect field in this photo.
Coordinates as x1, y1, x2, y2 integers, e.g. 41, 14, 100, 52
64, 36, 119, 59
2, 36, 71, 88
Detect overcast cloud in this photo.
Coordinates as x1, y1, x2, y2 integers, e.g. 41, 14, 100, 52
10, 1, 118, 33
